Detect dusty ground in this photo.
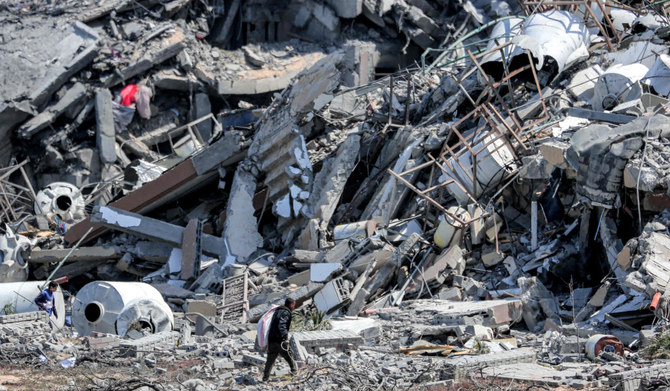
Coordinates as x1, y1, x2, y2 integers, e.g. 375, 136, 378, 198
0, 362, 593, 391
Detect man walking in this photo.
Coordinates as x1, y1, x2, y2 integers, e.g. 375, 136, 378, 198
262, 298, 297, 381
34, 281, 58, 329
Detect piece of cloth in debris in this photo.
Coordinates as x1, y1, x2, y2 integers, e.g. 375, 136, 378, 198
566, 115, 670, 208
112, 102, 135, 133
120, 84, 139, 107
135, 85, 153, 119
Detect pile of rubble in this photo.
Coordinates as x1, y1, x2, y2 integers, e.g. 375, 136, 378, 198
4, 0, 670, 389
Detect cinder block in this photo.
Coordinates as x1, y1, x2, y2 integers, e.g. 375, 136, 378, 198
609, 363, 670, 391
0, 311, 48, 324
242, 353, 265, 367
119, 331, 179, 357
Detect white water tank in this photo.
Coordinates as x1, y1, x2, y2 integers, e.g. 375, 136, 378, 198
72, 281, 173, 337
0, 281, 66, 329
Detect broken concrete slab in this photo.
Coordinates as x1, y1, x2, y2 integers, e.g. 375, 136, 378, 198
18, 83, 88, 139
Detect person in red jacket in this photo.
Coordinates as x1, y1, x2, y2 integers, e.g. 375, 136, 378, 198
262, 298, 297, 381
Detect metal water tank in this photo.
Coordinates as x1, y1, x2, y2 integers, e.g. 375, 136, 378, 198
72, 281, 173, 337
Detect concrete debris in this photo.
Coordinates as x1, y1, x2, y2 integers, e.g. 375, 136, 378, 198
4, 0, 670, 389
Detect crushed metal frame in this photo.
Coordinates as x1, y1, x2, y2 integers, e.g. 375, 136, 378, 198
0, 160, 42, 226
219, 272, 249, 323
390, 38, 550, 229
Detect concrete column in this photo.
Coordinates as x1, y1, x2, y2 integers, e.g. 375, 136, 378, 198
95, 88, 116, 165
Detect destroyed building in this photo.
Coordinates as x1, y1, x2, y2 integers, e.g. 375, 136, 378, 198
4, 0, 670, 390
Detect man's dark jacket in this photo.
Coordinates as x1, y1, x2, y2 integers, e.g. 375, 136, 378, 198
268, 306, 292, 343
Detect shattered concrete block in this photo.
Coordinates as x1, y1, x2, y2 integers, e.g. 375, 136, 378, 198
91, 206, 228, 259
29, 22, 101, 108
441, 245, 465, 275
103, 31, 186, 87
314, 278, 349, 313
456, 325, 493, 341
84, 333, 121, 350
437, 287, 462, 301
623, 163, 660, 192
297, 133, 361, 249
482, 250, 504, 267
539, 140, 570, 169
242, 353, 266, 367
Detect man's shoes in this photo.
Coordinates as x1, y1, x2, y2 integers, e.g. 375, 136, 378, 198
261, 376, 270, 382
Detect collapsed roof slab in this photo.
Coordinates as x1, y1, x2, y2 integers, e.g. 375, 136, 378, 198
0, 20, 100, 107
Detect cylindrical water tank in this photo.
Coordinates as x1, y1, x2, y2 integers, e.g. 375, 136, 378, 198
0, 281, 66, 329
434, 206, 470, 249
72, 281, 173, 337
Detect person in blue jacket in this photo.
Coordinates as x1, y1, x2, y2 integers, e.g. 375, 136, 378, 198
262, 298, 297, 381
34, 281, 58, 327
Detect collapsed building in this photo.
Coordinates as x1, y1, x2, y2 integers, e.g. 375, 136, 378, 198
3, 0, 670, 389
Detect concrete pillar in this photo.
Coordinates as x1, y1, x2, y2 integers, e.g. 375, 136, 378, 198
95, 88, 116, 165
